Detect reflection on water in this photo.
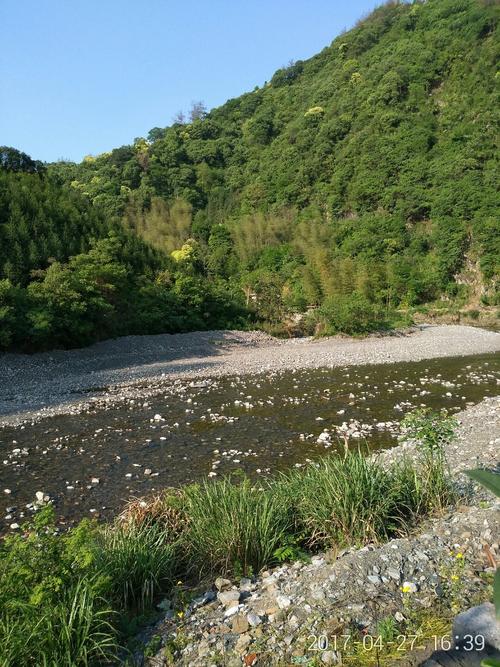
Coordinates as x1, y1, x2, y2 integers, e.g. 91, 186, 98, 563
1, 353, 498, 532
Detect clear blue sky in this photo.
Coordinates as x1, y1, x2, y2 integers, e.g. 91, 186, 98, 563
1, 0, 378, 163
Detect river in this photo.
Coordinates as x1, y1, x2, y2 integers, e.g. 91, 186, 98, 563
1, 351, 498, 533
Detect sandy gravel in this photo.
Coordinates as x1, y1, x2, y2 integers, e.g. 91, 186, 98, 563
0, 324, 498, 425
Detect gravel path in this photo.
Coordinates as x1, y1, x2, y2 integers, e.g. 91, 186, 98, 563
0, 324, 499, 425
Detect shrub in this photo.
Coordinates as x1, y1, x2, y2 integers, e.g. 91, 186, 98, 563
0, 507, 117, 666
0, 578, 117, 667
318, 292, 390, 335
399, 409, 457, 511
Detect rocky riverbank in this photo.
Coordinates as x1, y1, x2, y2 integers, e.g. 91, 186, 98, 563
140, 397, 499, 666
1, 325, 499, 426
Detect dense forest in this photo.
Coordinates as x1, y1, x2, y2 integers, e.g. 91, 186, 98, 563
1, 0, 499, 351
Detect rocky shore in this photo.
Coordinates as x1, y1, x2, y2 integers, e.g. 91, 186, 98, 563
1, 324, 499, 426
141, 397, 500, 666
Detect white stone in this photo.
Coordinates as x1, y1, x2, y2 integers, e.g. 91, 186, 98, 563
218, 589, 240, 608
277, 595, 291, 609
247, 612, 262, 627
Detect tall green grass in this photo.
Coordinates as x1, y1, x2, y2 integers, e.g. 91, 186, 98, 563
183, 477, 295, 576
0, 409, 457, 665
97, 522, 178, 612
0, 576, 117, 666
287, 452, 400, 548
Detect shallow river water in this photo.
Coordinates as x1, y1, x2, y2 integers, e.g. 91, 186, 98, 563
1, 352, 499, 532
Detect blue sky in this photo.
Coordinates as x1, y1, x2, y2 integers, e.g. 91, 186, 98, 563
1, 0, 378, 163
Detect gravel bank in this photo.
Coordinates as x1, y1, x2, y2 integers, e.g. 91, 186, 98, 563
142, 397, 500, 666
0, 324, 499, 426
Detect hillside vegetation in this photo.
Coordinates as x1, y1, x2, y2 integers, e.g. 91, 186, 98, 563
1, 0, 499, 350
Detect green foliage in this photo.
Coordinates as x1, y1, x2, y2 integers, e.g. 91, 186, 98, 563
317, 292, 390, 335
465, 468, 500, 498
400, 408, 457, 455
0, 507, 118, 666
0, 145, 44, 173
289, 452, 400, 547
97, 522, 177, 613
400, 409, 458, 511
182, 477, 295, 576
2, 0, 499, 349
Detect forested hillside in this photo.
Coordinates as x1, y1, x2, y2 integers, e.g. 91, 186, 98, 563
1, 0, 499, 350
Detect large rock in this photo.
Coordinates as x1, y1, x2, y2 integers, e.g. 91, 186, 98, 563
214, 577, 232, 591
420, 603, 500, 666
453, 602, 500, 650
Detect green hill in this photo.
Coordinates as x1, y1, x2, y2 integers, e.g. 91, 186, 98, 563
1, 0, 499, 349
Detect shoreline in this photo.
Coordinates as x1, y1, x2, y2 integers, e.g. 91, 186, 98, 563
1, 323, 499, 427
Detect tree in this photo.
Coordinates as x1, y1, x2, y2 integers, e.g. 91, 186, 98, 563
189, 101, 207, 122
0, 146, 44, 173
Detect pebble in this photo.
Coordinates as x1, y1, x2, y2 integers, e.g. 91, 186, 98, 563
276, 595, 292, 609
218, 590, 240, 609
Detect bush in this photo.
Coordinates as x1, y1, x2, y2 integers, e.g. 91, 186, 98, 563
399, 409, 458, 512
0, 507, 118, 666
318, 292, 390, 335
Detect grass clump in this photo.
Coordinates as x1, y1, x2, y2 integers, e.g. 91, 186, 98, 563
0, 508, 118, 666
182, 477, 295, 577
97, 521, 178, 613
288, 452, 399, 548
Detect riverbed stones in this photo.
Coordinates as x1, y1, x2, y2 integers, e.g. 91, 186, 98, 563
217, 589, 240, 609
247, 612, 262, 627
214, 577, 232, 592
231, 614, 249, 634
276, 594, 291, 609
